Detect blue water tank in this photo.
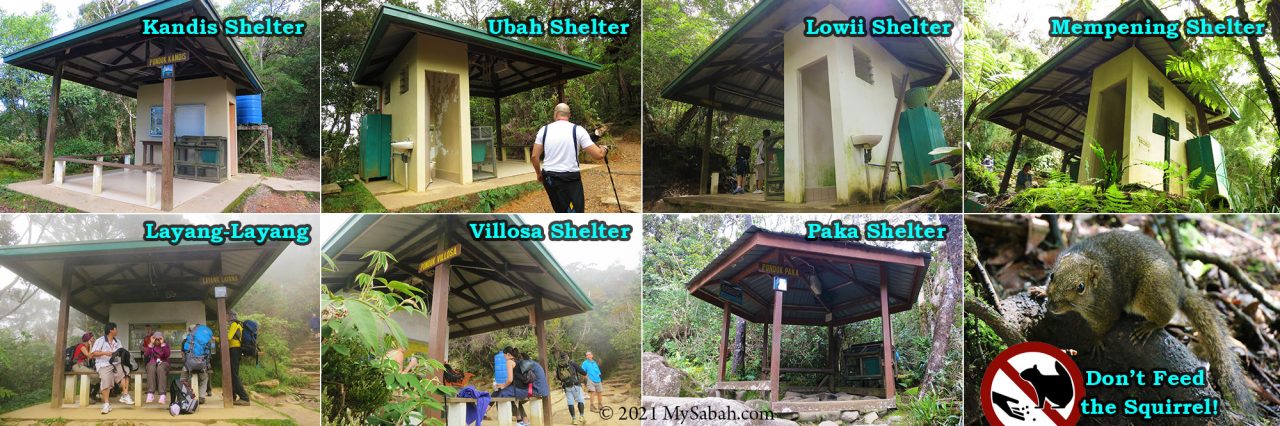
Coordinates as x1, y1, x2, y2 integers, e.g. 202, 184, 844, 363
235, 94, 263, 125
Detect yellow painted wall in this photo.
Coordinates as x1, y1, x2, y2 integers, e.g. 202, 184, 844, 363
783, 4, 909, 204
379, 35, 426, 191
1079, 47, 1197, 194
377, 33, 472, 191
134, 76, 239, 176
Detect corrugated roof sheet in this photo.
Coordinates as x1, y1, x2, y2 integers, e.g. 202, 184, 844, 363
661, 0, 959, 120
351, 5, 602, 97
322, 214, 592, 339
685, 226, 930, 326
0, 239, 288, 322
978, 0, 1238, 151
2, 0, 263, 97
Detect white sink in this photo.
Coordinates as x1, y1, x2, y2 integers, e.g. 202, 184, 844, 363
849, 134, 883, 148
390, 141, 414, 151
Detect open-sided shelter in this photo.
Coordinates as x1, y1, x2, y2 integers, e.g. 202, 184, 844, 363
978, 0, 1237, 199
3, 0, 262, 211
661, 0, 957, 205
351, 6, 601, 193
0, 239, 288, 409
684, 226, 930, 413
323, 214, 593, 423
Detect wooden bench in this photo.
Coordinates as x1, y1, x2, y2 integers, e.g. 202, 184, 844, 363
62, 362, 190, 408
444, 396, 543, 426
53, 153, 160, 204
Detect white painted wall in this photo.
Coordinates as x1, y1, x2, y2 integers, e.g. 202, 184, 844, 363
107, 301, 206, 354
783, 4, 909, 204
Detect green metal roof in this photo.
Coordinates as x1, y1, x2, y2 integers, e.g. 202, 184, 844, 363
660, 0, 960, 121
322, 214, 594, 339
2, 0, 263, 97
0, 239, 288, 322
352, 5, 602, 98
977, 0, 1238, 151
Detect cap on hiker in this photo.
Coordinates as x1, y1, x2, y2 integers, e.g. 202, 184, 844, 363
229, 310, 238, 321
554, 103, 571, 118
153, 331, 164, 338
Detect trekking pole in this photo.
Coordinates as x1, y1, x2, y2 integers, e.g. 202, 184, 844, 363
603, 146, 623, 213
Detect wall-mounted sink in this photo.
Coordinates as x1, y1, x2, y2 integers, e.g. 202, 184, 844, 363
391, 141, 414, 151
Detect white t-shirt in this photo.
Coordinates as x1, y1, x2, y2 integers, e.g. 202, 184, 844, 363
535, 120, 595, 173
753, 139, 767, 165
91, 336, 122, 369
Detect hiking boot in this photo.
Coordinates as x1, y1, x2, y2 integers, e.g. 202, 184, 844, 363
159, 394, 166, 405
199, 397, 206, 404
146, 393, 154, 403
119, 394, 134, 405
234, 400, 251, 406
101, 403, 111, 414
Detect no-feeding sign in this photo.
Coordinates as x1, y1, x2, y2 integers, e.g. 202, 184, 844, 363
980, 342, 1085, 425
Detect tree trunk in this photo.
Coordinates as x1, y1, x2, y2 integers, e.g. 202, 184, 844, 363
920, 214, 963, 393
731, 317, 746, 377
671, 104, 700, 141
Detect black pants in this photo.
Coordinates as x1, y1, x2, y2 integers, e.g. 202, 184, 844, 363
543, 171, 584, 213
230, 348, 249, 401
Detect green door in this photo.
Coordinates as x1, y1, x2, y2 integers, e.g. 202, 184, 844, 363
360, 114, 392, 180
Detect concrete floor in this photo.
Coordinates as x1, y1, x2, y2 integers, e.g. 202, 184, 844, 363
367, 161, 599, 211
7, 171, 260, 213
657, 192, 888, 213
0, 392, 291, 423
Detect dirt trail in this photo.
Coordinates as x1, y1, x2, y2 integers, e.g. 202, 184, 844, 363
495, 126, 641, 213
548, 376, 641, 425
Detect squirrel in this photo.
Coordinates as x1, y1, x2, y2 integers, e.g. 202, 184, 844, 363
1045, 230, 1256, 417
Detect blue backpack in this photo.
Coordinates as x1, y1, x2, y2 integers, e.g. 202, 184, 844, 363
183, 325, 214, 372
240, 320, 259, 359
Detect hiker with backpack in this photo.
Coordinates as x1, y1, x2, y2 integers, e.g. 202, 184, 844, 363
492, 348, 549, 426
227, 311, 255, 406
556, 351, 588, 424
494, 347, 514, 392
143, 332, 171, 405
90, 322, 134, 414
181, 324, 215, 403
531, 103, 609, 213
66, 332, 95, 374
582, 351, 604, 413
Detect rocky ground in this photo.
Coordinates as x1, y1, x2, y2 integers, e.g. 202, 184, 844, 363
249, 337, 321, 425
236, 157, 321, 213
640, 352, 905, 426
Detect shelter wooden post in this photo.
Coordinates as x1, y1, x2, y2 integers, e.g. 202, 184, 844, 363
718, 302, 730, 385
216, 294, 233, 408
879, 265, 895, 400
827, 325, 837, 392
426, 258, 452, 419
998, 114, 1028, 195
531, 299, 551, 425
556, 83, 565, 104
699, 89, 715, 194
769, 288, 782, 402
161, 71, 175, 210
494, 97, 504, 160
760, 322, 769, 378
42, 62, 63, 184
49, 268, 70, 408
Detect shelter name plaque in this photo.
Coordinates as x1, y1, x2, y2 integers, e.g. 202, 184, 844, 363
148, 52, 190, 67
758, 262, 798, 277
418, 243, 462, 272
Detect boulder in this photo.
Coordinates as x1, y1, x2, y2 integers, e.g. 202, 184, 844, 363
840, 411, 860, 423
795, 411, 841, 423
744, 399, 770, 411
818, 421, 839, 426
641, 396, 798, 426
861, 411, 879, 424
642, 352, 697, 397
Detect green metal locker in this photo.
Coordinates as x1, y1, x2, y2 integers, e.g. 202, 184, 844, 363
897, 88, 952, 187
1185, 135, 1230, 204
360, 114, 392, 181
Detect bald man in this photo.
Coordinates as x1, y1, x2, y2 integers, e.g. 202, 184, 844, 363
531, 103, 607, 212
